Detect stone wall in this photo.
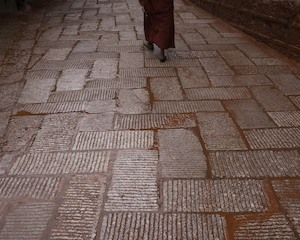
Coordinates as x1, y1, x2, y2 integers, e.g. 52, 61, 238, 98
189, 0, 300, 60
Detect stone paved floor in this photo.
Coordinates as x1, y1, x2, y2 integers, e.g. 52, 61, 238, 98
0, 0, 300, 239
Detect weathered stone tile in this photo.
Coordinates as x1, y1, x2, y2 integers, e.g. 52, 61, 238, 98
268, 111, 300, 127
251, 86, 297, 111
196, 27, 221, 38
50, 175, 106, 240
9, 151, 110, 175
119, 52, 144, 68
69, 52, 119, 60
186, 87, 251, 100
206, 37, 248, 44
209, 75, 272, 87
0, 202, 55, 240
105, 150, 158, 211
181, 32, 206, 44
164, 179, 269, 212
150, 77, 184, 100
0, 82, 23, 111
0, 111, 10, 137
178, 67, 210, 88
84, 100, 116, 113
153, 100, 224, 113
233, 65, 292, 75
251, 57, 287, 65
167, 50, 218, 59
200, 58, 234, 75
90, 59, 118, 79
268, 74, 300, 95
290, 96, 300, 108
210, 150, 300, 178
233, 214, 297, 240
78, 113, 115, 131
190, 44, 236, 51
158, 129, 207, 178
73, 40, 98, 52
145, 58, 200, 67
119, 68, 177, 77
119, 30, 137, 41
197, 112, 247, 150
97, 45, 141, 52
85, 77, 146, 89
39, 27, 62, 41
30, 113, 79, 152
236, 43, 269, 58
33, 60, 93, 70
43, 48, 72, 60
225, 100, 276, 129
25, 70, 60, 80
219, 50, 253, 66
73, 130, 154, 150
0, 176, 62, 199
100, 213, 228, 240
244, 127, 300, 149
57, 69, 88, 91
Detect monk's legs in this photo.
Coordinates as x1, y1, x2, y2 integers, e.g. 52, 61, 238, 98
159, 49, 166, 62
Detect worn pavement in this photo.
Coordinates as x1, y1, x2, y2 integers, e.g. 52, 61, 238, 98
0, 0, 300, 239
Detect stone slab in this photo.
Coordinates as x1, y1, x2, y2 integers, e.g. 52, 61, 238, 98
150, 77, 184, 100
158, 129, 207, 178
233, 65, 292, 75
200, 58, 234, 75
84, 100, 116, 113
97, 45, 142, 52
105, 150, 158, 211
164, 179, 269, 212
251, 57, 286, 65
119, 68, 177, 78
181, 32, 206, 45
90, 59, 118, 79
197, 112, 247, 150
166, 50, 218, 59
33, 60, 93, 70
210, 150, 300, 178
72, 130, 154, 150
219, 50, 253, 66
78, 113, 115, 131
268, 74, 300, 95
99, 213, 228, 240
0, 111, 10, 137
85, 77, 146, 89
43, 47, 72, 60
290, 96, 300, 108
119, 52, 144, 68
69, 52, 119, 59
268, 111, 300, 127
178, 67, 210, 88
235, 43, 268, 58
56, 69, 88, 91
209, 75, 272, 87
25, 70, 60, 80
145, 58, 200, 67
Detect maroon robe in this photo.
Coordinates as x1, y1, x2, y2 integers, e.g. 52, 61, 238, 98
140, 0, 175, 50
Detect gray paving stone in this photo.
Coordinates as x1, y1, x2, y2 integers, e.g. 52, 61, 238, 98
73, 40, 98, 52
234, 214, 297, 240
219, 50, 254, 66
97, 45, 142, 52
206, 37, 248, 44
186, 87, 251, 100
50, 175, 106, 240
120, 52, 144, 68
0, 202, 55, 240
251, 86, 297, 111
197, 112, 247, 150
85, 77, 146, 89
190, 44, 236, 51
234, 65, 292, 75
39, 27, 62, 41
119, 68, 177, 78
158, 129, 207, 178
268, 74, 300, 95
73, 130, 154, 150
164, 179, 269, 212
3, 116, 44, 152
150, 77, 184, 100
105, 150, 158, 211
225, 100, 276, 129
9, 151, 110, 175
30, 113, 79, 152
153, 100, 224, 113
244, 127, 300, 149
57, 69, 88, 91
181, 32, 206, 45
43, 47, 72, 60
0, 111, 10, 137
236, 43, 269, 58
146, 58, 200, 67
33, 59, 93, 70
209, 75, 272, 87
167, 50, 218, 59
0, 176, 62, 199
100, 213, 228, 240
90, 59, 118, 79
84, 100, 116, 113
0, 83, 23, 111
25, 70, 60, 80
78, 112, 115, 131
268, 111, 300, 127
210, 150, 300, 178
114, 113, 196, 129
251, 57, 287, 65
69, 51, 119, 60
178, 67, 210, 88
36, 40, 77, 48
200, 58, 234, 75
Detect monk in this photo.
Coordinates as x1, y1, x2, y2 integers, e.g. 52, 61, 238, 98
139, 0, 175, 62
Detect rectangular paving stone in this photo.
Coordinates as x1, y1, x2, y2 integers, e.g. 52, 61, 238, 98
210, 150, 300, 178
197, 112, 247, 150
90, 59, 118, 79
233, 65, 292, 75
190, 44, 236, 51
105, 150, 158, 211
209, 75, 272, 87
9, 151, 110, 175
33, 60, 93, 70
153, 100, 224, 113
164, 179, 269, 212
244, 127, 300, 149
145, 58, 200, 67
69, 51, 119, 60
43, 48, 72, 60
178, 67, 210, 88
186, 87, 251, 100
73, 130, 154, 150
25, 70, 60, 80
119, 68, 177, 77
0, 176, 62, 199
120, 52, 144, 68
48, 89, 117, 102
206, 37, 248, 44
290, 96, 300, 108
30, 113, 79, 152
0, 111, 10, 137
14, 102, 85, 115
85, 77, 146, 89
150, 77, 184, 100
158, 129, 207, 178
50, 175, 106, 240
268, 74, 300, 95
166, 50, 218, 59
236, 43, 268, 58
251, 86, 297, 111
251, 57, 286, 65
268, 111, 300, 127
225, 100, 276, 129
234, 214, 297, 240
100, 213, 228, 240
0, 202, 56, 240
200, 58, 234, 75
97, 45, 142, 52
73, 41, 98, 52
57, 69, 88, 91
219, 50, 254, 66
114, 113, 197, 129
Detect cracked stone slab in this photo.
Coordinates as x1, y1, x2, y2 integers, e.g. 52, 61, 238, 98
209, 75, 272, 87
85, 77, 146, 89
100, 213, 228, 240
9, 151, 110, 175
73, 130, 154, 150
33, 60, 93, 70
50, 175, 106, 240
158, 129, 207, 178
178, 67, 210, 88
200, 58, 234, 75
0, 176, 62, 199
267, 111, 300, 127
197, 112, 247, 150
244, 127, 300, 149
119, 68, 177, 78
105, 150, 158, 211
153, 100, 224, 113
90, 59, 118, 79
150, 77, 184, 100
163, 179, 270, 212
233, 214, 297, 240
0, 202, 56, 240
209, 150, 300, 178
30, 113, 79, 152
114, 113, 196, 129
